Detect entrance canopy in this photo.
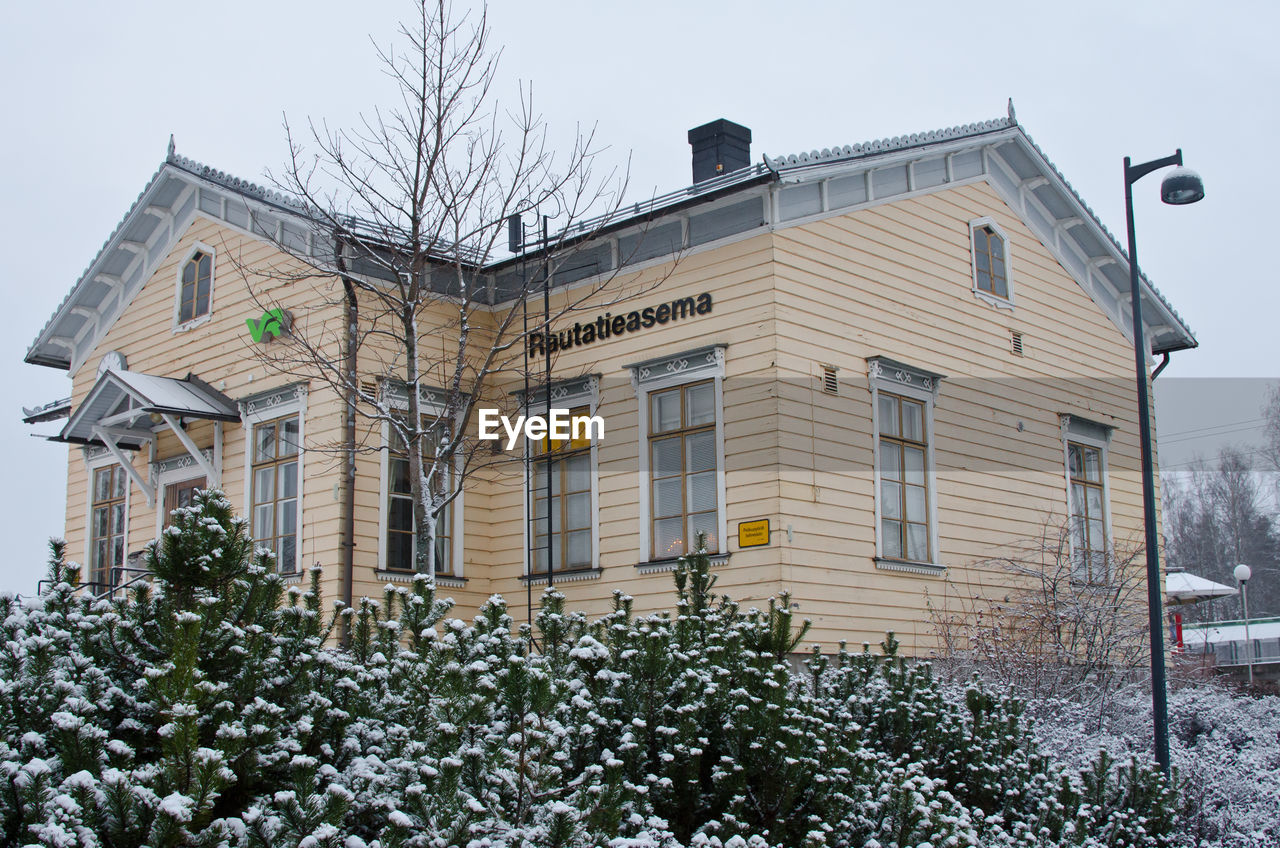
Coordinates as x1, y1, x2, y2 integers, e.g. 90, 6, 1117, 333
58, 369, 239, 504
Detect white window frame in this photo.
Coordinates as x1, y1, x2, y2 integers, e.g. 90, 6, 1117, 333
83, 446, 131, 589
519, 376, 600, 579
240, 384, 307, 574
630, 345, 727, 566
173, 241, 217, 332
1059, 414, 1114, 579
869, 357, 943, 574
375, 387, 465, 581
968, 217, 1014, 310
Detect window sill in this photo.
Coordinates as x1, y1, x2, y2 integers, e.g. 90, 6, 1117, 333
521, 567, 602, 584
972, 289, 1014, 311
280, 571, 305, 585
636, 552, 729, 574
173, 314, 213, 334
375, 569, 467, 588
874, 557, 946, 577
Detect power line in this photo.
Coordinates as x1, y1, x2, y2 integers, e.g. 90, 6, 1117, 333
1159, 416, 1268, 441
1161, 422, 1268, 446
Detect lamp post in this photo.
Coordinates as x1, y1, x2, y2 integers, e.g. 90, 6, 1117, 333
1234, 563, 1254, 686
1123, 150, 1204, 774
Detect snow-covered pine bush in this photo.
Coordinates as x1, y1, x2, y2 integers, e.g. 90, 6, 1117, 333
0, 491, 1184, 847
1029, 682, 1280, 848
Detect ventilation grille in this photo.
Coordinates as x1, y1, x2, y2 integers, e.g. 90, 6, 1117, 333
821, 365, 839, 395
360, 381, 378, 398
1010, 331, 1024, 357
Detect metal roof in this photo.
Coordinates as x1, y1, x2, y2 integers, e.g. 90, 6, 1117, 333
59, 369, 239, 449
25, 110, 1198, 372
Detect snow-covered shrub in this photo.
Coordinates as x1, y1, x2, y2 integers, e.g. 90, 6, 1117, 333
0, 491, 1183, 846
1030, 682, 1280, 848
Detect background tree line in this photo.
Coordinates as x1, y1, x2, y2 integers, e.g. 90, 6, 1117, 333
1161, 385, 1280, 620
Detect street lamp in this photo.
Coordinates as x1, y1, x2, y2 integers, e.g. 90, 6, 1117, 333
1234, 563, 1254, 686
1124, 149, 1204, 775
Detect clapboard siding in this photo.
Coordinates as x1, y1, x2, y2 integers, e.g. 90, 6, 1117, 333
63, 216, 347, 585
768, 182, 1153, 652
51, 177, 1166, 657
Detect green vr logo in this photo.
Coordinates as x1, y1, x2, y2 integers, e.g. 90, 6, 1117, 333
246, 308, 290, 343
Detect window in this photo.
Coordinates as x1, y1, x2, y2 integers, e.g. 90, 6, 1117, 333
870, 357, 941, 571
90, 465, 127, 590
1068, 441, 1107, 581
877, 393, 930, 561
529, 406, 592, 574
632, 346, 725, 567
251, 414, 299, 573
972, 225, 1008, 298
163, 476, 205, 528
1060, 415, 1112, 583
179, 250, 213, 324
386, 427, 451, 574
649, 380, 719, 558
969, 219, 1012, 306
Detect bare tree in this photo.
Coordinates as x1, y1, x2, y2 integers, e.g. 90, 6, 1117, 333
928, 519, 1150, 722
235, 0, 662, 576
1163, 447, 1280, 619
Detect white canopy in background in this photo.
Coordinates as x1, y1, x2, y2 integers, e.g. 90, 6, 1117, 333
1165, 570, 1238, 606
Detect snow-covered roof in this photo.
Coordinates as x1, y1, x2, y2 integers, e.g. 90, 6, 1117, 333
1184, 619, 1280, 644
25, 109, 1198, 374
59, 368, 239, 449
1166, 571, 1238, 606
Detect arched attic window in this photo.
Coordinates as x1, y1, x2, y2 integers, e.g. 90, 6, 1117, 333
178, 250, 213, 324
970, 221, 1010, 302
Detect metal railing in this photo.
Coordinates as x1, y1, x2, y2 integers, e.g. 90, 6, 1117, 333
34, 566, 152, 602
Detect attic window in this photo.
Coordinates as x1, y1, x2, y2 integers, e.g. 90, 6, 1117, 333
970, 220, 1011, 305
179, 250, 213, 324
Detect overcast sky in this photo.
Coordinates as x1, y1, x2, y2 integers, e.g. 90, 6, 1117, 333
1, 0, 1276, 594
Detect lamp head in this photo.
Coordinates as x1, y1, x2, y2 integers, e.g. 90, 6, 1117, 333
1234, 563, 1252, 583
1161, 166, 1205, 205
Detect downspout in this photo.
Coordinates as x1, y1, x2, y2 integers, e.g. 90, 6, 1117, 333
336, 241, 358, 639
1150, 351, 1171, 381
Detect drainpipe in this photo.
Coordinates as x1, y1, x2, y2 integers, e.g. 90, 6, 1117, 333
336, 242, 358, 639
1150, 351, 1171, 381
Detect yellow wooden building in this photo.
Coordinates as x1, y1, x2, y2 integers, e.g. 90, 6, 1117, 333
23, 112, 1196, 653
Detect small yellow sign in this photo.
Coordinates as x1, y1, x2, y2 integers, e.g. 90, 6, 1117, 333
737, 519, 770, 548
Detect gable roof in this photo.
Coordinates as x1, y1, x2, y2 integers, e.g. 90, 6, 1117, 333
25, 143, 325, 374
757, 114, 1194, 357
25, 112, 1196, 373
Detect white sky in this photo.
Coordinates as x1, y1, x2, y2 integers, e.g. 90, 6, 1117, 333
1, 0, 1276, 593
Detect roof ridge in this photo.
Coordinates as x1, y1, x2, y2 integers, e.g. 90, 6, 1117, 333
165, 147, 309, 213
763, 116, 1015, 170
